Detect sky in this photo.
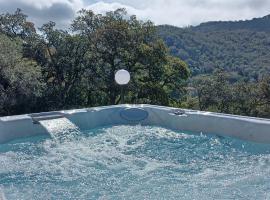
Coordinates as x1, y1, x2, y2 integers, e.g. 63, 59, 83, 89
0, 0, 270, 28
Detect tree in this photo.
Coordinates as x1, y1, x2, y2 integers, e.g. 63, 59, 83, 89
29, 22, 89, 109
0, 34, 44, 115
230, 82, 259, 116
256, 77, 270, 117
72, 9, 190, 105
0, 8, 36, 39
0, 9, 269, 119
192, 69, 232, 113
192, 75, 215, 110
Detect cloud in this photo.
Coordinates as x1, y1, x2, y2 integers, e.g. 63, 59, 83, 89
86, 2, 148, 18
86, 0, 270, 27
0, 0, 270, 28
0, 0, 83, 28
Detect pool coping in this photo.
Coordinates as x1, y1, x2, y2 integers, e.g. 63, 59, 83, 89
0, 104, 269, 123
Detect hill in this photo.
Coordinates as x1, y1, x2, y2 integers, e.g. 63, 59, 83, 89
157, 14, 270, 81
192, 15, 270, 32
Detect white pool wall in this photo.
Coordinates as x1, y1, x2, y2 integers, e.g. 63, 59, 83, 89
0, 104, 270, 144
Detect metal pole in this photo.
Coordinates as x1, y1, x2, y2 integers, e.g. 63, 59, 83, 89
121, 86, 124, 104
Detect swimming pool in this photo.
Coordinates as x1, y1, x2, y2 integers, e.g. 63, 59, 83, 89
0, 105, 270, 199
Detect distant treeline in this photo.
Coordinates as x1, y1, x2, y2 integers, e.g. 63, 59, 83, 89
183, 70, 270, 118
0, 9, 269, 118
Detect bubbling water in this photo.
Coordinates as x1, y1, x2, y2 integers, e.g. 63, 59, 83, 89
1, 125, 270, 200
39, 118, 80, 140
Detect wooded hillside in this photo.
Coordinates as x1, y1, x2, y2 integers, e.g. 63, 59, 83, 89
0, 9, 269, 118
158, 15, 270, 80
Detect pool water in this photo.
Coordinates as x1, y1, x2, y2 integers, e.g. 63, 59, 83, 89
1, 125, 270, 199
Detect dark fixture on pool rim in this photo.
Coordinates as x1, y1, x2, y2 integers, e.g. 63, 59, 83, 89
115, 69, 130, 104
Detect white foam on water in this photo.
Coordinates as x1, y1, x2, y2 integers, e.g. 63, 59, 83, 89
1, 125, 270, 199
39, 118, 80, 140
0, 188, 6, 200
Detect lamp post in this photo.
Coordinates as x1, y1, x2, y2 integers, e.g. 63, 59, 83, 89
115, 69, 130, 104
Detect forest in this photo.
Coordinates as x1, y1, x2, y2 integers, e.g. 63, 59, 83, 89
158, 15, 270, 118
0, 9, 269, 118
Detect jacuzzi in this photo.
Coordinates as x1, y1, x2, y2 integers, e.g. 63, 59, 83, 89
1, 104, 270, 199
0, 104, 270, 144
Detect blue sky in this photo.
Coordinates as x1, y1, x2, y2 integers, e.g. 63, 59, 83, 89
0, 0, 270, 28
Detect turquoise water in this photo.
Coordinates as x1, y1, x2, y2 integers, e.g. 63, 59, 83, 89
1, 125, 270, 199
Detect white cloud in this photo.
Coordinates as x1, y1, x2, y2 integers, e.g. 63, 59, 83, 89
86, 2, 150, 19
6, 0, 82, 10
86, 2, 140, 15
86, 0, 270, 27
0, 0, 270, 28
0, 0, 83, 28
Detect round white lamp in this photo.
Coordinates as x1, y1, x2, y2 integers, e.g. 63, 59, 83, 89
115, 69, 130, 85
115, 69, 130, 104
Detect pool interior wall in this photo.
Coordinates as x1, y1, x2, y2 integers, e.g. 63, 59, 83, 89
0, 104, 270, 144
